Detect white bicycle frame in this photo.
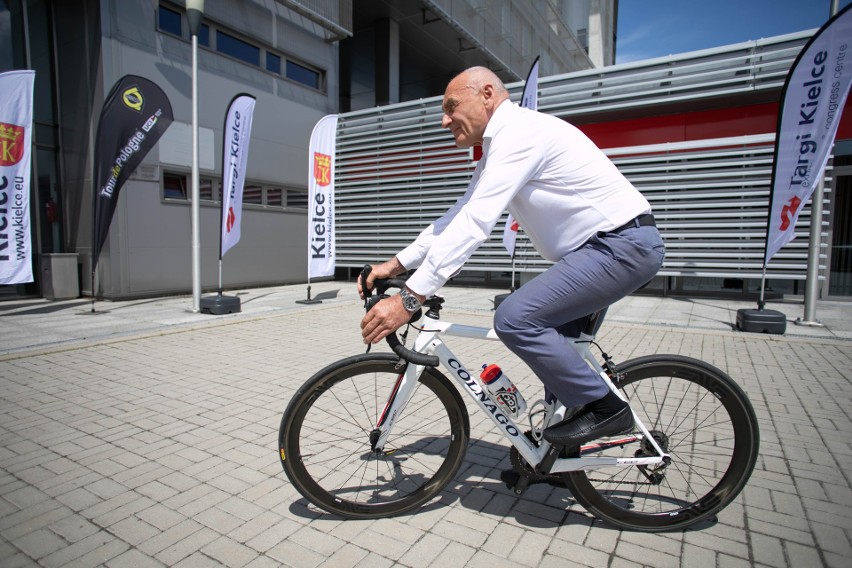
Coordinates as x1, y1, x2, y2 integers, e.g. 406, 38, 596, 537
374, 315, 670, 474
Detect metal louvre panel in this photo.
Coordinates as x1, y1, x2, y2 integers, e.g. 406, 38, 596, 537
609, 138, 826, 280
335, 31, 827, 280
537, 35, 806, 117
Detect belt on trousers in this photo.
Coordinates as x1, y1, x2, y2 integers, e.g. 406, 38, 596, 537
609, 213, 656, 234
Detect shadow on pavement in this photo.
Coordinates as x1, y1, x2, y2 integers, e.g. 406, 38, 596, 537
0, 300, 91, 316
313, 289, 341, 301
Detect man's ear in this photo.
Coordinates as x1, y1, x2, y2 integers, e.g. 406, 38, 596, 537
481, 84, 495, 108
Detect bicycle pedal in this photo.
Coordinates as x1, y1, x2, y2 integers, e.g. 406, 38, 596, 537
511, 474, 531, 495
499, 469, 520, 489
499, 469, 532, 495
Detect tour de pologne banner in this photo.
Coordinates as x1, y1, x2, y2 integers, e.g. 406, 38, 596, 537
220, 93, 256, 258
0, 70, 35, 285
503, 56, 540, 257
764, 3, 852, 265
307, 114, 338, 278
92, 75, 173, 268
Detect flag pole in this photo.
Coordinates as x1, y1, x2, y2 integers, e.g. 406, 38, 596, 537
795, 0, 840, 327
297, 277, 320, 304
796, 178, 826, 326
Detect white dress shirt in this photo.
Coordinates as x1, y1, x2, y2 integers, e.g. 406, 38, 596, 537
397, 100, 651, 297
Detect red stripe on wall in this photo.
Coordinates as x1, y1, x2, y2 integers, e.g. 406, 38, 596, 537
576, 99, 852, 149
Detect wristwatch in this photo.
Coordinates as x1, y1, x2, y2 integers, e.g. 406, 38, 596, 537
399, 288, 422, 313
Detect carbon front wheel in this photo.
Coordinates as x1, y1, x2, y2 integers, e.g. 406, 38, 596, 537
279, 354, 470, 519
562, 355, 759, 532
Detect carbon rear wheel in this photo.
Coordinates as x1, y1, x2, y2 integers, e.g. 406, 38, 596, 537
561, 355, 759, 531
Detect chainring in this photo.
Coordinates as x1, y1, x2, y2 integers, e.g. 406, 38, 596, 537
507, 432, 569, 486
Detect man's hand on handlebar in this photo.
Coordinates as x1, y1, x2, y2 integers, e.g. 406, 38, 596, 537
360, 293, 412, 344
357, 258, 406, 300
357, 263, 440, 366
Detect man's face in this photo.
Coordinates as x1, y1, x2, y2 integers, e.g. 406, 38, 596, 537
441, 77, 489, 148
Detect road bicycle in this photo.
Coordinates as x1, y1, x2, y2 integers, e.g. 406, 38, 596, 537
278, 275, 760, 532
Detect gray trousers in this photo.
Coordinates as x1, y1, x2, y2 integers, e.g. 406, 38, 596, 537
494, 223, 665, 408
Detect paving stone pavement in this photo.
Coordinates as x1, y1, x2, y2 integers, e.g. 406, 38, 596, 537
1, 281, 850, 567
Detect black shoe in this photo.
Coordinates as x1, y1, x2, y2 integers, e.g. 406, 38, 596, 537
543, 394, 633, 447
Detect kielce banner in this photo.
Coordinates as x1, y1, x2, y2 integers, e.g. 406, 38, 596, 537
503, 56, 540, 257
307, 114, 338, 278
92, 75, 173, 269
220, 93, 256, 258
0, 70, 35, 285
764, 3, 852, 265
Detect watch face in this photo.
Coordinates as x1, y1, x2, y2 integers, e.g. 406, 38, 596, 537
401, 290, 420, 312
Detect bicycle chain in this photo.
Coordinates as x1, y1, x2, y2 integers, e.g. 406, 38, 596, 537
584, 477, 657, 486
509, 431, 663, 487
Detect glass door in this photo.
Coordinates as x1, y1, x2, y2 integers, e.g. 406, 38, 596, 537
828, 167, 852, 297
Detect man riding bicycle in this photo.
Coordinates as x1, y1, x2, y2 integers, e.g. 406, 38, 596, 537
359, 66, 664, 451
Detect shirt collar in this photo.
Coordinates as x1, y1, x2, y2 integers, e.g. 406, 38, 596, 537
482, 99, 517, 151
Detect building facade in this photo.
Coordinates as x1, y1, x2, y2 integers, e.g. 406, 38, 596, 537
1, 0, 606, 300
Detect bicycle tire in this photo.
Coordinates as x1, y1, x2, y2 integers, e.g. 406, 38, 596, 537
279, 353, 470, 519
561, 354, 759, 532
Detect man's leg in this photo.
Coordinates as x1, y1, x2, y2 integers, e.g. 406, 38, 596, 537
494, 226, 664, 446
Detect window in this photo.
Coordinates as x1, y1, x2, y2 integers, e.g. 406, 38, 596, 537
217, 30, 260, 66
200, 178, 216, 201
266, 53, 281, 74
164, 173, 218, 201
158, 5, 182, 36
243, 184, 263, 205
163, 172, 306, 211
286, 60, 320, 89
198, 24, 210, 47
156, 3, 324, 92
267, 187, 283, 207
163, 173, 187, 199
286, 189, 309, 209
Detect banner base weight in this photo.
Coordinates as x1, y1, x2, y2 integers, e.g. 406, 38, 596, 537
736, 308, 786, 334
493, 292, 512, 310
200, 294, 241, 315
295, 285, 322, 305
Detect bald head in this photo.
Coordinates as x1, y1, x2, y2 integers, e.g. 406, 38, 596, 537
441, 67, 510, 148
450, 67, 510, 99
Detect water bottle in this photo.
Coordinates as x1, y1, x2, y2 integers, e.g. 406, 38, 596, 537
480, 364, 527, 419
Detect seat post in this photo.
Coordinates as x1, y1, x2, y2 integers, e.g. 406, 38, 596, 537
581, 308, 609, 336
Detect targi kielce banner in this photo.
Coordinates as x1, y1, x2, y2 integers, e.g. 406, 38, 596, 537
503, 57, 540, 257
0, 70, 35, 285
764, 3, 852, 265
220, 94, 256, 258
92, 75, 173, 269
307, 115, 338, 278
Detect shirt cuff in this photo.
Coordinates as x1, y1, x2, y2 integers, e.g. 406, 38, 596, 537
404, 269, 444, 298
396, 245, 423, 272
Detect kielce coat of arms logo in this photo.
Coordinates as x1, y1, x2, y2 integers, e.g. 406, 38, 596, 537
313, 152, 332, 187
0, 122, 25, 167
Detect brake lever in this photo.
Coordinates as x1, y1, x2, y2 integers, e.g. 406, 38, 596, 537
359, 264, 373, 307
